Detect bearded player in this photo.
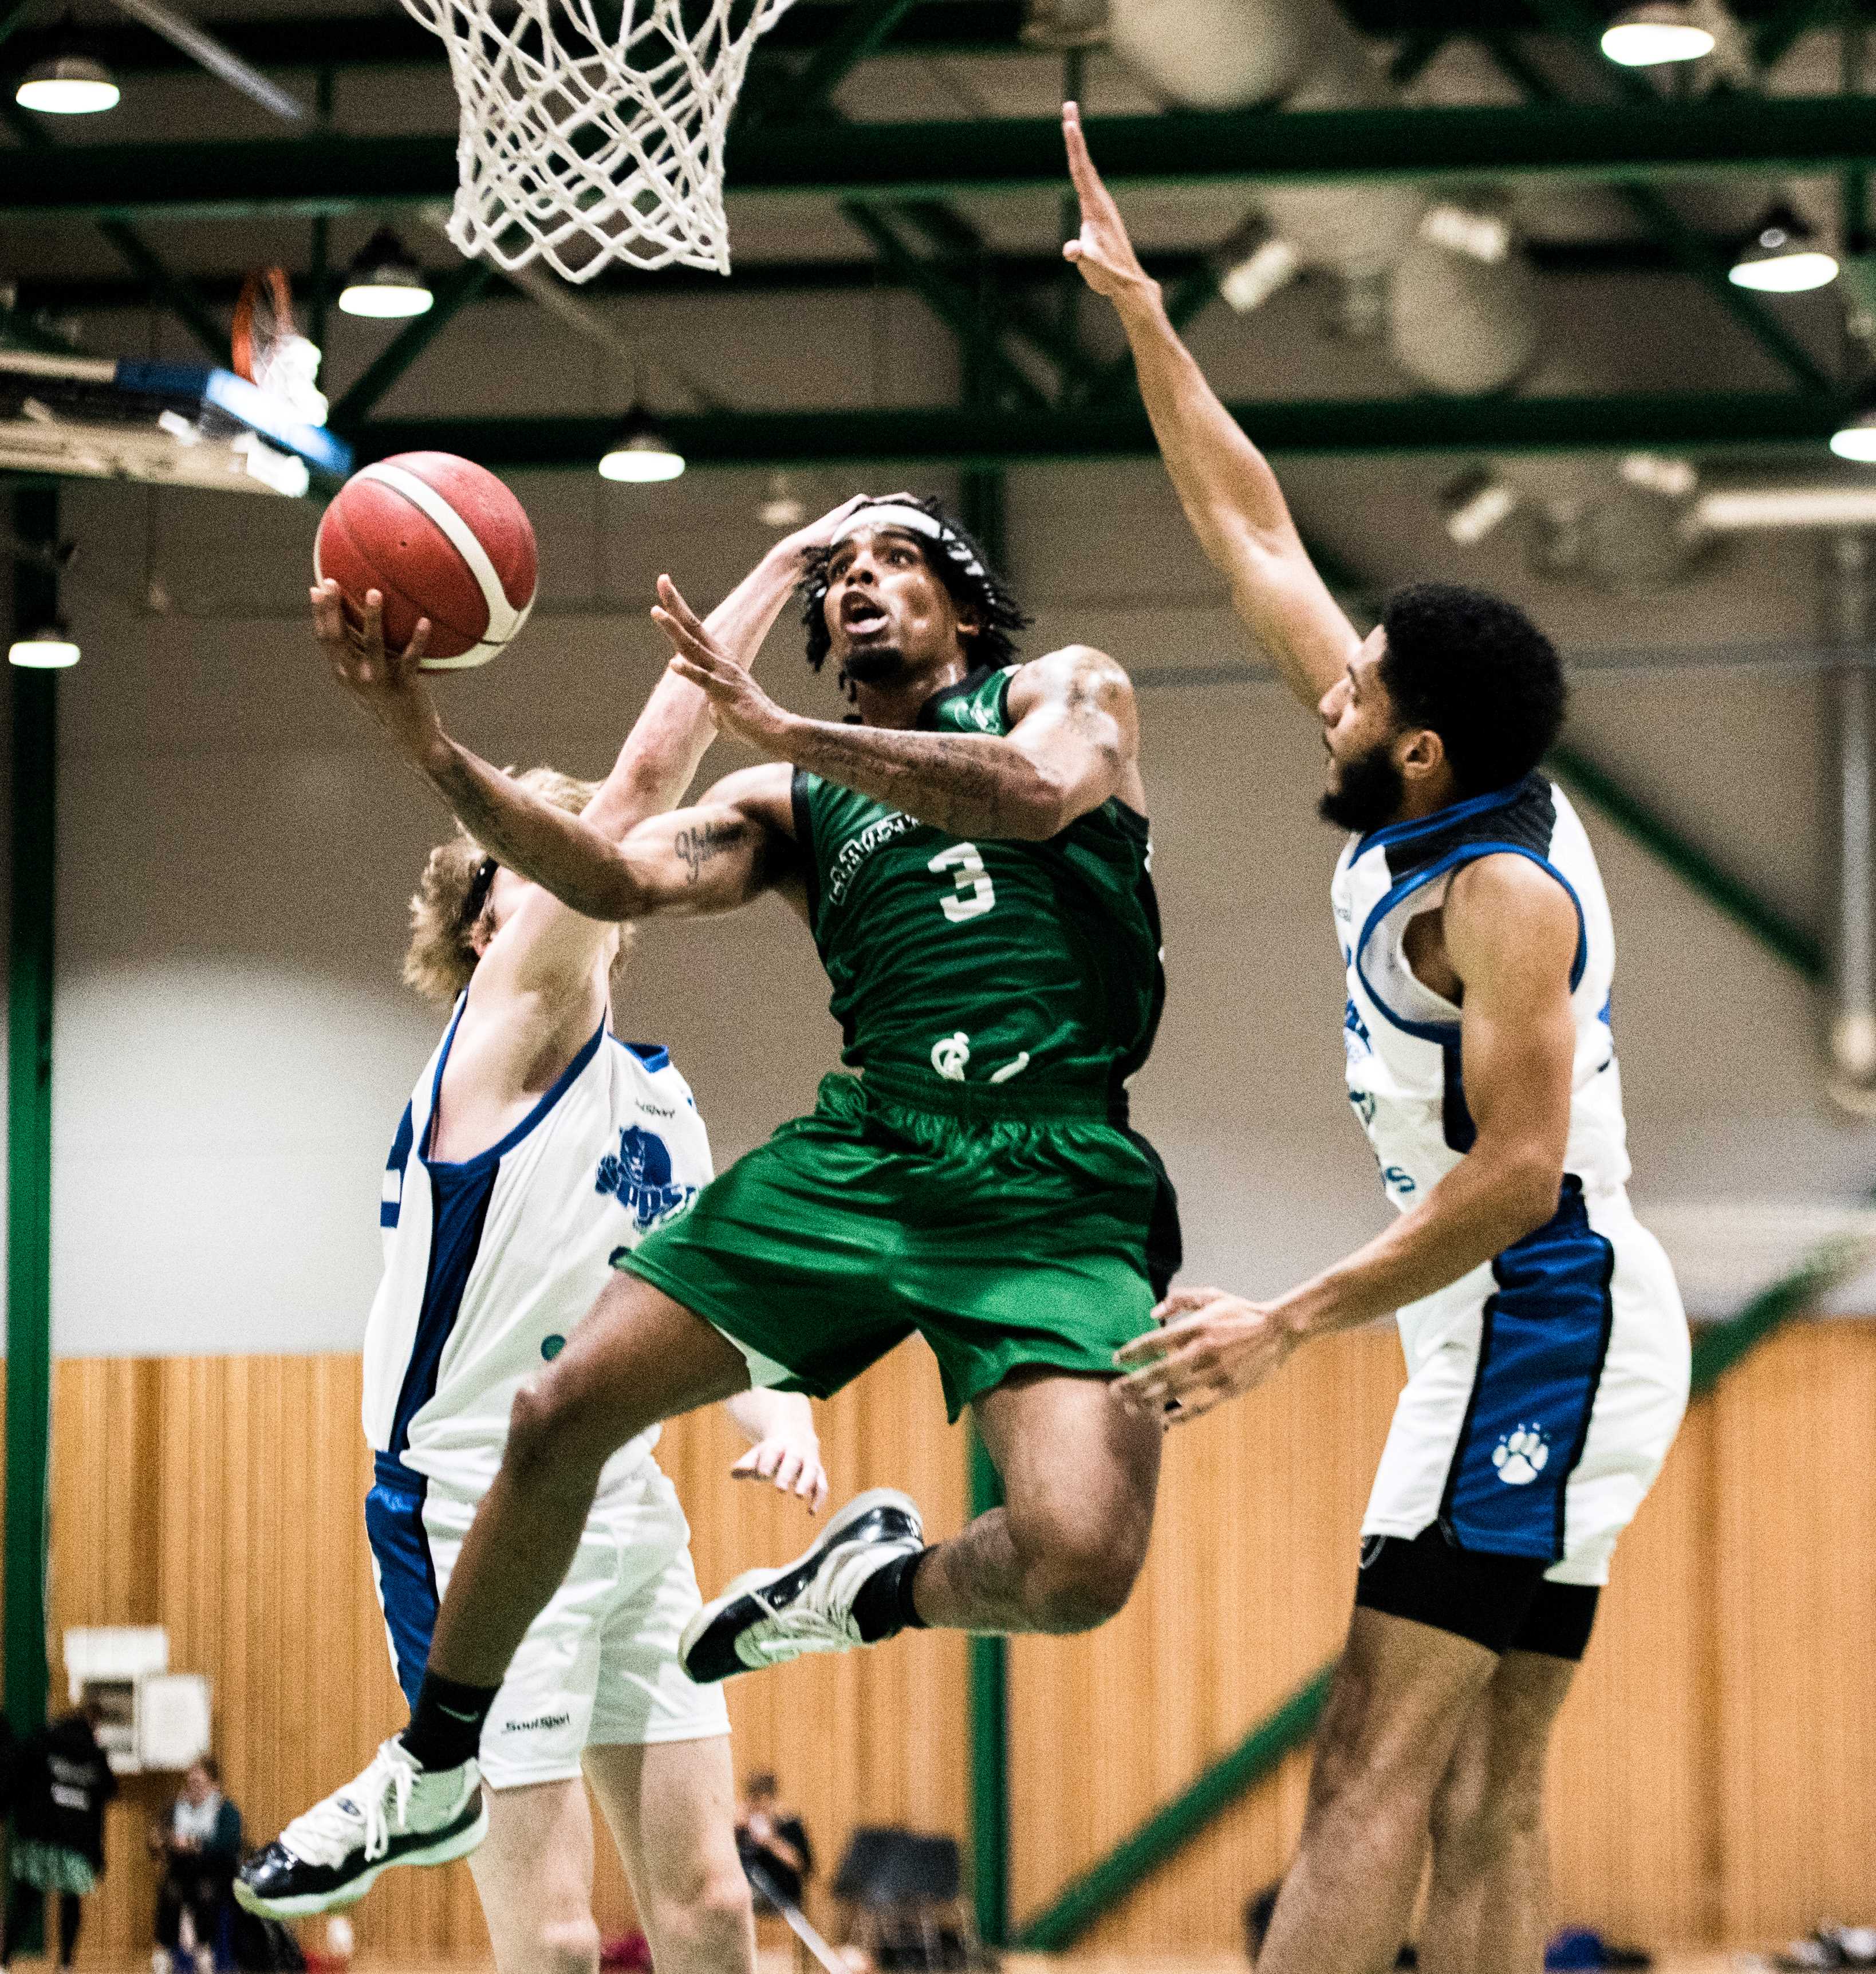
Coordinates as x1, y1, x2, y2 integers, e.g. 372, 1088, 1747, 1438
237, 514, 857, 1974
1061, 103, 1690, 1974
239, 493, 1180, 1916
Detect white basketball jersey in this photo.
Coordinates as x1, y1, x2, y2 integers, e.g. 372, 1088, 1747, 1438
1333, 775, 1631, 1338
362, 999, 714, 1503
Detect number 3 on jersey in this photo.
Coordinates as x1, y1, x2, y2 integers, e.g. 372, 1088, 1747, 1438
929, 842, 996, 924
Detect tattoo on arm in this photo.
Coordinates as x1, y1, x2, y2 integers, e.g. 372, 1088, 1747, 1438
673, 818, 747, 884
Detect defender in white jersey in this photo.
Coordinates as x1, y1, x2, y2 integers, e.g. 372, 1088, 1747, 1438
239, 506, 866, 1974
1065, 105, 1689, 1974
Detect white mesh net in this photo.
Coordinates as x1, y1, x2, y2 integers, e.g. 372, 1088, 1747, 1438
401, 0, 799, 281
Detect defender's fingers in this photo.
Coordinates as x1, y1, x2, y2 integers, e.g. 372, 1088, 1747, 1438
1062, 101, 1110, 210
651, 606, 719, 665
771, 1449, 803, 1492
403, 618, 432, 667
1114, 1331, 1170, 1368
655, 574, 709, 637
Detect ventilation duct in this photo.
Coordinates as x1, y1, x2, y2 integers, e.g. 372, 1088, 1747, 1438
1107, 0, 1538, 393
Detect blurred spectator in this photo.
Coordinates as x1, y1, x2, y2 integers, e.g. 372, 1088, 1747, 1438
735, 1772, 813, 1912
150, 1756, 243, 1972
1, 1701, 117, 1972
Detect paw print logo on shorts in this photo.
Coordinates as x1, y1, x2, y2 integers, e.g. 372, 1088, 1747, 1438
1492, 1425, 1550, 1486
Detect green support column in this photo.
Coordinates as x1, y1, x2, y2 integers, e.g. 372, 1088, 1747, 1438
965, 1428, 1008, 1949
6, 485, 58, 1747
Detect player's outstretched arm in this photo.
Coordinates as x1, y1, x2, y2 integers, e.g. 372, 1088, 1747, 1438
1114, 855, 1580, 1423
655, 578, 1135, 840
1061, 102, 1361, 710
724, 1390, 828, 1514
314, 582, 795, 920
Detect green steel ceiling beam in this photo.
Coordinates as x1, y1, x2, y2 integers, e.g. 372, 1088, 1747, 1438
349, 392, 1853, 473
748, 0, 923, 119
1476, 29, 1836, 396
1756, 0, 1851, 69
11, 96, 1876, 223
7, 483, 58, 1750
1548, 742, 1825, 979
0, 2, 1022, 78
840, 204, 1053, 411
14, 237, 1735, 322
6, 69, 230, 364
326, 257, 496, 430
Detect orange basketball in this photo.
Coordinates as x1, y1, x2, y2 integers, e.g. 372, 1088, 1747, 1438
314, 452, 537, 669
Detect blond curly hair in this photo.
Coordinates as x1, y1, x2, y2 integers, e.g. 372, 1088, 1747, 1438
403, 767, 624, 1004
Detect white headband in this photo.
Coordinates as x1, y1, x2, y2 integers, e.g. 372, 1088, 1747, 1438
829, 502, 986, 580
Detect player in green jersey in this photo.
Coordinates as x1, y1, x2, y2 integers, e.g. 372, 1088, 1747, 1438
280, 494, 1180, 1892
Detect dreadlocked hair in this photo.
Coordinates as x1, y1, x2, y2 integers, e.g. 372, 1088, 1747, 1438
799, 494, 1031, 694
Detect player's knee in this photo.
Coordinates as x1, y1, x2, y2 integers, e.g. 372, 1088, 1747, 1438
1025, 1527, 1146, 1633
525, 1912, 602, 1974
506, 1367, 605, 1486
1431, 1753, 1544, 1868
647, 1851, 752, 1965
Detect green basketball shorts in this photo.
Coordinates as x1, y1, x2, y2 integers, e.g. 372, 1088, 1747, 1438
618, 1069, 1183, 1420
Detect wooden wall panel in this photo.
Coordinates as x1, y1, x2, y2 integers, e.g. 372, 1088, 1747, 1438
1009, 1327, 1404, 1955
35, 1321, 1876, 1966
44, 1342, 965, 1968
1713, 1324, 1876, 1944
1545, 1404, 1715, 1945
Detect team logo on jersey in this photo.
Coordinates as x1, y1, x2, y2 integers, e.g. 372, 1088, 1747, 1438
596, 1125, 697, 1231
1492, 1425, 1550, 1486
931, 1032, 971, 1081
826, 813, 916, 907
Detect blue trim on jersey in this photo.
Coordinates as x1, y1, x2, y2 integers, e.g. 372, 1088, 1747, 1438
423, 1013, 607, 1177
1353, 842, 1589, 1043
621, 1040, 671, 1074
1353, 782, 1528, 861
1437, 1176, 1615, 1563
381, 1101, 415, 1230
385, 1159, 499, 1468
364, 1480, 439, 1708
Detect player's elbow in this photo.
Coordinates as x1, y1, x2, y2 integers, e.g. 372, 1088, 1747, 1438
1496, 1144, 1566, 1242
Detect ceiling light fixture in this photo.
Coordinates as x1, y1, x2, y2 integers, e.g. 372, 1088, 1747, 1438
598, 411, 684, 483
1831, 395, 1876, 463
1730, 202, 1839, 294
8, 624, 80, 668
15, 52, 119, 113
1419, 202, 1511, 266
1219, 236, 1300, 316
1601, 2, 1716, 66
758, 472, 807, 529
338, 228, 433, 320
1440, 467, 1520, 546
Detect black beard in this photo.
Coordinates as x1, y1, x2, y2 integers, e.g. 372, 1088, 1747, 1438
1318, 739, 1405, 833
838, 643, 908, 687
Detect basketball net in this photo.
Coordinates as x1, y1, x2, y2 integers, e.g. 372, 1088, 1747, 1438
401, 0, 798, 281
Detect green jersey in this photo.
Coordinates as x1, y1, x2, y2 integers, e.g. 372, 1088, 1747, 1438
791, 663, 1165, 1109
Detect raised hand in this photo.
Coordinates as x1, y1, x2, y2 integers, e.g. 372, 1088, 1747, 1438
1062, 100, 1155, 305
651, 574, 796, 755
311, 578, 444, 765
1112, 1285, 1302, 1425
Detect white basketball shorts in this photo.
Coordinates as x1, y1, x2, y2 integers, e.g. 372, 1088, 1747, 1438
1361, 1181, 1691, 1587
366, 1455, 731, 1788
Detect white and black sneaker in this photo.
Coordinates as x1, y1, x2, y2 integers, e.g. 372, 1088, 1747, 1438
680, 1487, 925, 1683
234, 1737, 487, 1917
